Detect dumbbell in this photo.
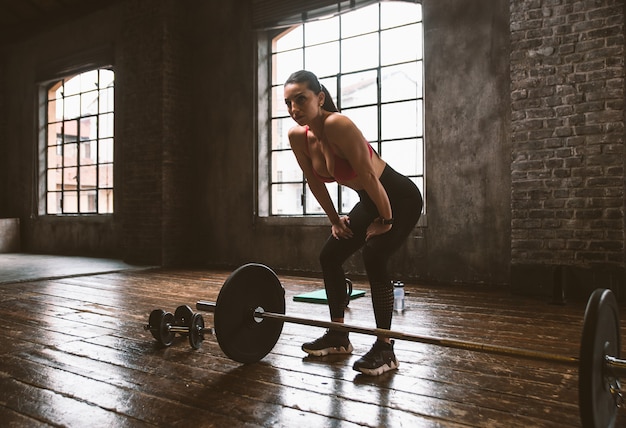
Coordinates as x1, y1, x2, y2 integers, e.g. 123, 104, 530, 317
145, 305, 213, 349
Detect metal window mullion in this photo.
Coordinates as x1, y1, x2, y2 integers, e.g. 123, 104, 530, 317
301, 21, 308, 215
60, 91, 66, 214
377, 2, 383, 156
336, 15, 343, 215
95, 72, 102, 212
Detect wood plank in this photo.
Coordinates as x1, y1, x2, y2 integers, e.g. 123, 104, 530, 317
0, 264, 624, 427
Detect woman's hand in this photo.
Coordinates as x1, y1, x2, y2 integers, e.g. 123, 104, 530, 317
331, 216, 353, 240
366, 222, 392, 241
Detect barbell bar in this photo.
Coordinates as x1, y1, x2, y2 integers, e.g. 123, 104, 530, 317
196, 300, 581, 366
145, 263, 624, 427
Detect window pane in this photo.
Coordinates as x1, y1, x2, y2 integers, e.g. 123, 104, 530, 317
306, 183, 334, 214
381, 100, 421, 140
381, 24, 422, 65
63, 76, 81, 97
48, 146, 61, 169
305, 41, 339, 77
80, 165, 97, 189
341, 3, 379, 38
48, 123, 62, 146
63, 143, 78, 167
80, 70, 98, 92
271, 118, 293, 150
272, 85, 288, 117
99, 164, 114, 187
80, 141, 96, 165
81, 91, 99, 116
99, 113, 114, 138
47, 169, 61, 191
63, 94, 81, 119
48, 192, 61, 214
63, 167, 77, 190
275, 26, 303, 52
98, 189, 114, 213
273, 49, 303, 85
99, 138, 114, 163
99, 86, 114, 113
80, 189, 97, 213
271, 183, 303, 215
341, 33, 379, 73
341, 70, 378, 109
100, 69, 115, 87
343, 105, 378, 141
47, 97, 59, 122
272, 150, 301, 182
381, 138, 423, 176
381, 2, 422, 29
381, 62, 422, 103
80, 116, 97, 140
304, 16, 339, 46
63, 191, 78, 213
340, 185, 358, 213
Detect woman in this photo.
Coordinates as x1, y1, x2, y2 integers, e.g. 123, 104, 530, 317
284, 70, 423, 376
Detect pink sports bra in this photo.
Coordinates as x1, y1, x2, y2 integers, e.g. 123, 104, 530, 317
305, 126, 373, 183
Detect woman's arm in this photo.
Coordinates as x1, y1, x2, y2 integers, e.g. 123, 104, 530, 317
288, 127, 352, 240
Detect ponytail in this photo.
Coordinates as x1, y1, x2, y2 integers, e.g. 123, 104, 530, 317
320, 85, 339, 112
285, 70, 339, 112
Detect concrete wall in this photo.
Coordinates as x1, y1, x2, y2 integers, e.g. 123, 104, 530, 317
0, 1, 531, 290
0, 218, 20, 253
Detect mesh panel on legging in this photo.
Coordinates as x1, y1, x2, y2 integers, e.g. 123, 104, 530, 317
369, 280, 394, 330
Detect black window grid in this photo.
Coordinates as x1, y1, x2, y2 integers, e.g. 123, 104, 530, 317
268, 7, 424, 216
45, 68, 114, 215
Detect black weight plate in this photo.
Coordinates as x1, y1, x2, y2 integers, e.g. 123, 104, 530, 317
214, 263, 285, 363
148, 309, 166, 342
579, 288, 621, 428
188, 313, 205, 350
159, 312, 176, 347
174, 305, 194, 336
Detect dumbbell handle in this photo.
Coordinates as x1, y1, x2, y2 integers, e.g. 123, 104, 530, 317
168, 325, 214, 335
143, 323, 214, 335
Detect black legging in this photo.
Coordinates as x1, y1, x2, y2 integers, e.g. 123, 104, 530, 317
319, 164, 423, 330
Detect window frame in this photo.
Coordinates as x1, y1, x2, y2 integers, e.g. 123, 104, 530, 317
257, 1, 426, 225
38, 65, 115, 216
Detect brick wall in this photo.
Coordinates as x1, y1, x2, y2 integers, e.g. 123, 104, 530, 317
118, 1, 166, 264
510, 0, 625, 298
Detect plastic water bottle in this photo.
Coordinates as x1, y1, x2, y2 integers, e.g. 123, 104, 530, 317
393, 281, 405, 312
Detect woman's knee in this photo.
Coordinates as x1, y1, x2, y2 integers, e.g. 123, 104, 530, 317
362, 242, 389, 274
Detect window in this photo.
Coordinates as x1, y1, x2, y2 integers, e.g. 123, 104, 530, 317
42, 68, 114, 215
263, 1, 424, 217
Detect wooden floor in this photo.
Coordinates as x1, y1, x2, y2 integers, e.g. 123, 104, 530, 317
1, 257, 625, 427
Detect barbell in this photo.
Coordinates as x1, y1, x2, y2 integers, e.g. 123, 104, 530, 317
146, 263, 624, 428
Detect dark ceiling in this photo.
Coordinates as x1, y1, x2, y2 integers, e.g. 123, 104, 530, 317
0, 0, 112, 47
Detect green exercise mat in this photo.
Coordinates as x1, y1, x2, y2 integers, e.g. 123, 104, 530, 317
293, 288, 365, 304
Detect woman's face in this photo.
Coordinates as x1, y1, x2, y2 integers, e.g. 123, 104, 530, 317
284, 82, 324, 126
